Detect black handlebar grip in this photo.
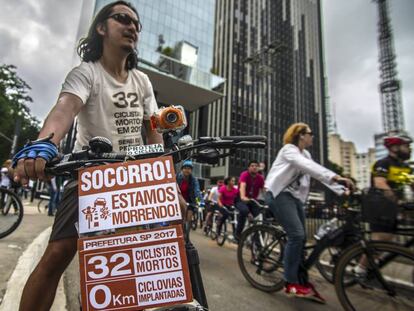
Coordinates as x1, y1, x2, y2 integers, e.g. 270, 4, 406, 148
235, 141, 266, 148
219, 135, 267, 142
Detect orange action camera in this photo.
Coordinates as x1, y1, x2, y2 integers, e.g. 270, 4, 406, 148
150, 105, 187, 133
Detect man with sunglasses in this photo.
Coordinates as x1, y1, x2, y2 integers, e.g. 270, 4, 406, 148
12, 2, 163, 310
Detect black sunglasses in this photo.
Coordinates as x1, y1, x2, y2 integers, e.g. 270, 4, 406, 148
108, 13, 142, 32
304, 131, 314, 136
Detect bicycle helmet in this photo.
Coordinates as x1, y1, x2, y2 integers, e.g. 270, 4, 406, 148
383, 135, 412, 149
181, 160, 193, 169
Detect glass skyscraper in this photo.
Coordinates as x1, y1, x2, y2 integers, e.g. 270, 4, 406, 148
199, 0, 328, 178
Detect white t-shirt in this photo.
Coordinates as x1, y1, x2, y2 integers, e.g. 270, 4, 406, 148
61, 61, 158, 152
1, 167, 10, 188
209, 186, 220, 203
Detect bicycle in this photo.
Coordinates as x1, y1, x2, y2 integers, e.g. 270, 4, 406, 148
333, 190, 414, 311
47, 132, 267, 310
237, 194, 361, 293
37, 193, 50, 213
0, 187, 24, 239
191, 204, 205, 231
214, 199, 269, 247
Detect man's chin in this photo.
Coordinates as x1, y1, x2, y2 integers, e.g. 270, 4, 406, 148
121, 44, 135, 53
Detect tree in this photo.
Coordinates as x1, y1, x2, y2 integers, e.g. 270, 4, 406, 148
0, 64, 40, 164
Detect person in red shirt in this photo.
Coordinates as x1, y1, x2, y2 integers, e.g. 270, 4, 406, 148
216, 177, 238, 236
235, 160, 265, 241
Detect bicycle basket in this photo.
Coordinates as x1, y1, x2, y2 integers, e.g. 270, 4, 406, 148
361, 188, 398, 227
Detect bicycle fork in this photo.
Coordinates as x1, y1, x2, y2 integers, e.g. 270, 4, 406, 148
185, 241, 208, 309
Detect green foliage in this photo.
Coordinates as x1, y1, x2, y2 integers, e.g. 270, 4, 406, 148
161, 46, 174, 57
0, 64, 40, 164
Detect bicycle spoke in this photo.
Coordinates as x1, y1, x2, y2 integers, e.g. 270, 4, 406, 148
237, 225, 284, 292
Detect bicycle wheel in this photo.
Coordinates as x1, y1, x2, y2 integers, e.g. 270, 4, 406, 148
0, 188, 24, 239
199, 211, 204, 229
237, 224, 285, 292
316, 246, 342, 283
210, 213, 218, 240
216, 221, 227, 246
334, 241, 414, 311
191, 211, 198, 230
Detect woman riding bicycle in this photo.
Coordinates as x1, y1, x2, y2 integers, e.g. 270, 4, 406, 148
216, 176, 238, 236
264, 122, 353, 301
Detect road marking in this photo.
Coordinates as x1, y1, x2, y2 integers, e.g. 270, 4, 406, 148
0, 227, 67, 311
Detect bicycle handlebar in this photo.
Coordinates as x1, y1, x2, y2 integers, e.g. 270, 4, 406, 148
45, 135, 267, 176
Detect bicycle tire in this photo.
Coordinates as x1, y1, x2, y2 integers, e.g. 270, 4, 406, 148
334, 241, 414, 311
315, 246, 342, 284
237, 224, 285, 292
216, 222, 227, 246
0, 188, 24, 239
199, 211, 204, 229
191, 212, 198, 231
210, 214, 218, 240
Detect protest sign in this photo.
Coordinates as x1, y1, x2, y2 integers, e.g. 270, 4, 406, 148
78, 156, 181, 234
78, 225, 192, 310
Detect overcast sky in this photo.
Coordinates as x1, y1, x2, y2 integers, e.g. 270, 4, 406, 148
0, 0, 412, 152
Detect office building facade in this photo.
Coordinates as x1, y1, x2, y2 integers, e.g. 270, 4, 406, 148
200, 0, 328, 178
355, 148, 376, 189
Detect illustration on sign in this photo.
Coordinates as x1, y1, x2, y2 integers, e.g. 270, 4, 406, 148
81, 198, 112, 230
78, 156, 181, 234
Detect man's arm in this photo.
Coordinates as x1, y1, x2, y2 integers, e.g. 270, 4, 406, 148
193, 178, 204, 205
143, 120, 163, 145
373, 176, 396, 200
14, 93, 83, 184
217, 191, 224, 208
207, 188, 215, 202
239, 182, 249, 202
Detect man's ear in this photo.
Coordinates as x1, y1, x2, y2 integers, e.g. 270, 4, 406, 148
96, 22, 107, 36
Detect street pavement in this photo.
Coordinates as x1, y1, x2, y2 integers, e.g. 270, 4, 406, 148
0, 199, 54, 305
64, 229, 344, 311
191, 230, 343, 311
0, 203, 373, 311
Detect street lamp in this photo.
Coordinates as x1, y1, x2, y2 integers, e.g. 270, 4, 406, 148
242, 40, 286, 167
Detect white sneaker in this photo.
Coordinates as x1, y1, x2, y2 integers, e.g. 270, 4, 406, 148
353, 264, 367, 278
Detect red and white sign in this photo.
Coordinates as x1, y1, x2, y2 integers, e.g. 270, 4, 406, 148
78, 157, 181, 234
78, 225, 192, 310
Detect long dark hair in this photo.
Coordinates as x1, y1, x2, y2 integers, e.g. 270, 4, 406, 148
77, 1, 140, 69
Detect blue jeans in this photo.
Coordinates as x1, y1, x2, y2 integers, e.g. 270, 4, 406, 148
265, 191, 306, 284
235, 199, 260, 238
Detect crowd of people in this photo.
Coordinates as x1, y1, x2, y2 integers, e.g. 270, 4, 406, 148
5, 1, 413, 309
176, 158, 267, 241
0, 158, 62, 216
